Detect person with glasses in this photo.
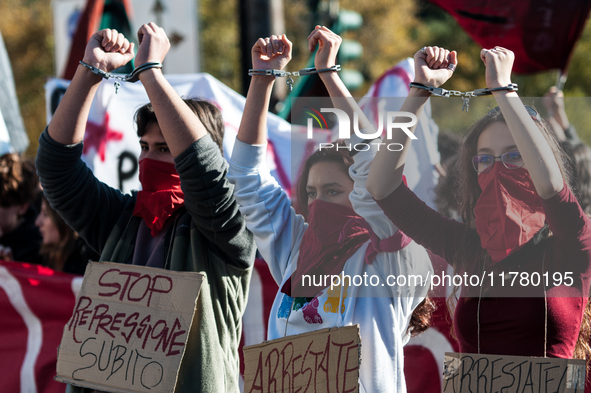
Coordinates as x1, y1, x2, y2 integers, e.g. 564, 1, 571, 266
366, 46, 591, 362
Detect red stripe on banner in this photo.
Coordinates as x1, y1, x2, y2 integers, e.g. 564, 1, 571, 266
238, 259, 279, 382
403, 345, 441, 393
255, 259, 279, 333
0, 282, 28, 393
63, 0, 105, 80
0, 261, 79, 393
239, 324, 246, 376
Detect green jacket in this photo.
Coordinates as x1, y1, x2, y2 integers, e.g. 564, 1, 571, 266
36, 130, 255, 393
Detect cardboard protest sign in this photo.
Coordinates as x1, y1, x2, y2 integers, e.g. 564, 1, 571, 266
243, 325, 361, 393
442, 352, 586, 393
55, 262, 203, 393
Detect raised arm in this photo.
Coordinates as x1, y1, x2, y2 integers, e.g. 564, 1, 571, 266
237, 34, 292, 145
48, 30, 134, 144
134, 23, 209, 157
542, 87, 569, 141
228, 34, 307, 282
307, 26, 373, 130
38, 30, 135, 253
366, 47, 456, 200
482, 48, 564, 199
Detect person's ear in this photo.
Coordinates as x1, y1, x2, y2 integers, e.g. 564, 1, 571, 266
17, 203, 29, 216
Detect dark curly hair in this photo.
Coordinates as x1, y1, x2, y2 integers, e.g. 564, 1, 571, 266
0, 153, 38, 208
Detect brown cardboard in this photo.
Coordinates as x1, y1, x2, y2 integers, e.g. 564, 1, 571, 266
55, 261, 203, 393
442, 352, 586, 393
243, 325, 361, 393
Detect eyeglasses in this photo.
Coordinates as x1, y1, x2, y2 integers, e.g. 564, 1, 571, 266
486, 105, 542, 122
472, 150, 524, 173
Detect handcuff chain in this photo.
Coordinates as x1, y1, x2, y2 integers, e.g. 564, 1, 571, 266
248, 65, 342, 91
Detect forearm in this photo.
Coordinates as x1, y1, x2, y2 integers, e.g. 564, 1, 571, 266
553, 106, 570, 131
138, 68, 208, 157
237, 76, 275, 145
547, 117, 567, 142
494, 91, 564, 198
366, 88, 430, 200
47, 65, 102, 144
319, 72, 373, 130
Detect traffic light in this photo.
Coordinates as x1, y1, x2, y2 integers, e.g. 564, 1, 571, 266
332, 9, 364, 91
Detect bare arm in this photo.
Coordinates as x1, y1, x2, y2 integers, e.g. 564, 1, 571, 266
237, 34, 292, 146
367, 46, 457, 200
134, 23, 209, 158
307, 26, 372, 131
48, 30, 134, 144
482, 48, 564, 199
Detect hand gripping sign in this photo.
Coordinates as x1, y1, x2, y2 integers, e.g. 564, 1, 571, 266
55, 262, 203, 393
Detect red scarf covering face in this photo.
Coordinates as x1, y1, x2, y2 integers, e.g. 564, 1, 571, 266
132, 158, 185, 237
282, 199, 411, 297
474, 165, 546, 263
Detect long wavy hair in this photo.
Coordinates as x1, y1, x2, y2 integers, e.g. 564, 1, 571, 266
39, 195, 78, 272
562, 141, 591, 214
447, 107, 591, 363
297, 144, 433, 336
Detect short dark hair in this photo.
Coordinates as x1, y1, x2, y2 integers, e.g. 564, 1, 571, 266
134, 98, 224, 153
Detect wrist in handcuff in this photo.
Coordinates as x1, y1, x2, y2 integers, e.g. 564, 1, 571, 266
248, 65, 341, 91
78, 60, 163, 93
136, 66, 162, 79
407, 81, 518, 112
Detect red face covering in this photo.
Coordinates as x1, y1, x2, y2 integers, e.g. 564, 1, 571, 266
282, 199, 410, 297
132, 158, 185, 236
474, 165, 546, 263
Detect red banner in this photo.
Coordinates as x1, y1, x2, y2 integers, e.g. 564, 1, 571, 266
0, 261, 82, 393
428, 0, 591, 73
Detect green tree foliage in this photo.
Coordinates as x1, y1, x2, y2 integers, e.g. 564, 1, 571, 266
2, 0, 591, 155
0, 0, 52, 157
199, 0, 241, 90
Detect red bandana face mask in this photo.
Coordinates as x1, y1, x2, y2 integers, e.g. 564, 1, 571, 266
474, 165, 545, 263
132, 158, 185, 236
282, 199, 411, 297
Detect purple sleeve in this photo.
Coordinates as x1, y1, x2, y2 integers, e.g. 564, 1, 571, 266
541, 183, 591, 275
375, 182, 473, 264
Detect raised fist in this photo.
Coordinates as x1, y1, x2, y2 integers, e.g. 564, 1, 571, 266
480, 47, 514, 89
308, 26, 341, 71
413, 46, 457, 88
82, 29, 134, 73
251, 34, 292, 71
135, 22, 171, 67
